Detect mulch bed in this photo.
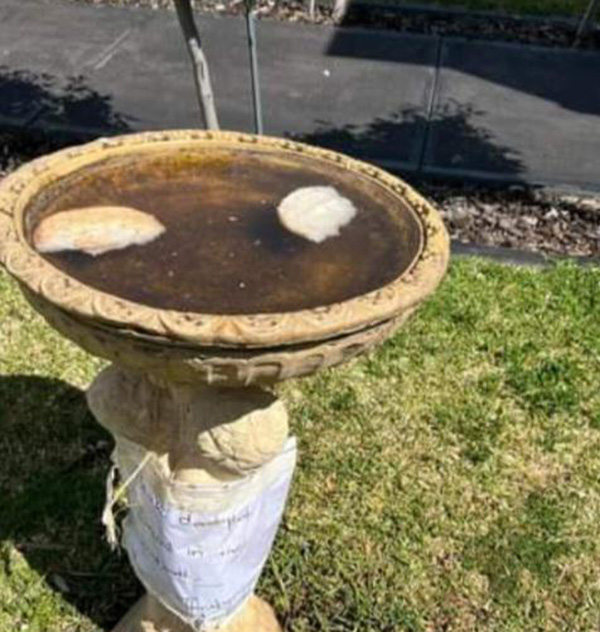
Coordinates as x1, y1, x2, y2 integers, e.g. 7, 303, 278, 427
421, 182, 600, 258
72, 0, 600, 50
339, 5, 599, 49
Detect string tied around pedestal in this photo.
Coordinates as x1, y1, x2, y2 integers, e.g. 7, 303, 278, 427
102, 449, 152, 550
103, 433, 297, 630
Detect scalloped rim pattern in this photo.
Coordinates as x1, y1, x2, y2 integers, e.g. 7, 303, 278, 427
0, 130, 449, 348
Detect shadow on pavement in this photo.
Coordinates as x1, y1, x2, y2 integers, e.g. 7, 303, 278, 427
0, 66, 133, 136
293, 103, 524, 180
326, 24, 600, 117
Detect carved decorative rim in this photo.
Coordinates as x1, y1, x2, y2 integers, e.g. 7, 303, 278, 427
0, 130, 449, 348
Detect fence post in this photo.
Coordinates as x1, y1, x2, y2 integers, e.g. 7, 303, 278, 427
245, 3, 264, 135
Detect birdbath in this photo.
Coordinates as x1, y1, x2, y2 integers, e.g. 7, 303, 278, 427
0, 130, 449, 632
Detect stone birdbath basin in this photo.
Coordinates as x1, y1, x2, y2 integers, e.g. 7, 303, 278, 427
0, 130, 449, 632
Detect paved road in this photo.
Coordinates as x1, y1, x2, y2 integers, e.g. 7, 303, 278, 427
1, 0, 599, 189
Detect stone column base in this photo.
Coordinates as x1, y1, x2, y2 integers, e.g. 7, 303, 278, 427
112, 594, 282, 632
88, 368, 288, 632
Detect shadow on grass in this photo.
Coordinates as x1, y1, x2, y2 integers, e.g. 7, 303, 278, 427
463, 490, 572, 603
0, 375, 140, 630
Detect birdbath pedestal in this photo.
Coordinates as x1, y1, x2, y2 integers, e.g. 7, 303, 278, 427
0, 131, 449, 632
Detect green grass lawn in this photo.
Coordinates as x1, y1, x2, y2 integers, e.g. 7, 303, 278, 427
1, 258, 600, 631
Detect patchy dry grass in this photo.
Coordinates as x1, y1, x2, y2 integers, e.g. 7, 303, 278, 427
1, 259, 599, 631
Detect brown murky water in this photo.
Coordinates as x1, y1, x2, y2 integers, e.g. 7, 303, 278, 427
27, 147, 422, 314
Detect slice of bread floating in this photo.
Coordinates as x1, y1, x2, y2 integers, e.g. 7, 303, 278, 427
278, 186, 357, 243
33, 206, 166, 257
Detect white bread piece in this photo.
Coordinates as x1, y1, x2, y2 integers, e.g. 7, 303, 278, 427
33, 206, 165, 256
277, 186, 357, 243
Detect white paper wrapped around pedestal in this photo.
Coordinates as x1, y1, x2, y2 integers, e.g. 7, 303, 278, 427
110, 435, 297, 631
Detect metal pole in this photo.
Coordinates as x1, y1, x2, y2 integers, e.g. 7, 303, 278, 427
574, 0, 600, 47
245, 8, 264, 135
174, 0, 220, 129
